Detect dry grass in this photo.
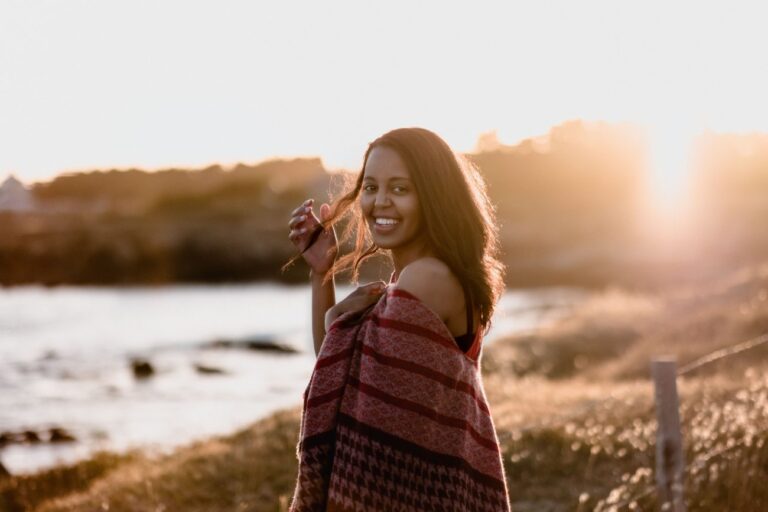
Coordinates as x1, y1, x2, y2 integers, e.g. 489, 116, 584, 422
0, 451, 137, 511
480, 370, 768, 511
4, 262, 768, 511
483, 261, 768, 381
1, 407, 302, 512
588, 371, 768, 511
483, 287, 662, 379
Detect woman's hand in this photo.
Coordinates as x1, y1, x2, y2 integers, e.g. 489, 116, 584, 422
325, 281, 387, 331
288, 198, 338, 275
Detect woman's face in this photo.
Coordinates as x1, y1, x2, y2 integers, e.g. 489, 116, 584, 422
360, 146, 423, 251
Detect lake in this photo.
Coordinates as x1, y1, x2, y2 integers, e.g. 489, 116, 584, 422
0, 283, 585, 474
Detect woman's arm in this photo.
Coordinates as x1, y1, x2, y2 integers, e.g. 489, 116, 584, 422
310, 270, 336, 356
287, 198, 339, 356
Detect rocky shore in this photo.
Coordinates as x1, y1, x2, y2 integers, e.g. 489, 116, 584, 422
2, 261, 768, 510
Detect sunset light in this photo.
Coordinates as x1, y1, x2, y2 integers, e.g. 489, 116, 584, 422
2, 3, 768, 510
2, 1, 767, 187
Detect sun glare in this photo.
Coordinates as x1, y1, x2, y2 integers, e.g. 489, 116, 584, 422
646, 119, 702, 205
636, 120, 701, 248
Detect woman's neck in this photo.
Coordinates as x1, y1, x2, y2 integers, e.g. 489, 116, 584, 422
390, 242, 436, 282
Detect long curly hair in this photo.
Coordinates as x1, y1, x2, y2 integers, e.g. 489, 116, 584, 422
287, 127, 505, 332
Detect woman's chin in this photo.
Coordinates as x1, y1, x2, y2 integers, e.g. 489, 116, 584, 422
367, 222, 422, 251
369, 224, 398, 247
371, 236, 396, 249
371, 233, 426, 253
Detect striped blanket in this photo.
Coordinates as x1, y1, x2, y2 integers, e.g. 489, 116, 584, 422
289, 287, 511, 511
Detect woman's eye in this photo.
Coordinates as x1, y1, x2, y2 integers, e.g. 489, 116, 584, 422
362, 184, 407, 193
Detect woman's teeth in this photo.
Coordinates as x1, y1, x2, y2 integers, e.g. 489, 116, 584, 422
375, 218, 399, 225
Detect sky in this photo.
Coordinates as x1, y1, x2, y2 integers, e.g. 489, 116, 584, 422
1, 0, 767, 204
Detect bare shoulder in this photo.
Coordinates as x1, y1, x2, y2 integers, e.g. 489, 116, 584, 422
394, 257, 463, 321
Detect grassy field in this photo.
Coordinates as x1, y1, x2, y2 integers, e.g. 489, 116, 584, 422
2, 263, 768, 511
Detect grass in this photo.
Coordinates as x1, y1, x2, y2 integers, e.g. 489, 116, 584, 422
0, 451, 137, 512
3, 262, 768, 511
1, 408, 302, 512
475, 371, 768, 512
484, 262, 768, 381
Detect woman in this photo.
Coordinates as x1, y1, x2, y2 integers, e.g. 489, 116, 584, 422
286, 128, 511, 511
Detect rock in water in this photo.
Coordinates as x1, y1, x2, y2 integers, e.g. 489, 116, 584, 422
49, 427, 76, 443
194, 363, 227, 375
244, 338, 299, 353
130, 358, 155, 379
23, 430, 41, 443
0, 459, 10, 480
0, 428, 77, 446
205, 336, 299, 354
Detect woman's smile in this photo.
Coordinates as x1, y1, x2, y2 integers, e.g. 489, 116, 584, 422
371, 216, 401, 234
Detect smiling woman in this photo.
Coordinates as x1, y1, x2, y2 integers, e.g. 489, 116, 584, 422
285, 127, 506, 354
283, 127, 510, 511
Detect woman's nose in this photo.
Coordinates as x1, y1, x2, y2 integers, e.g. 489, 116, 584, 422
374, 190, 391, 206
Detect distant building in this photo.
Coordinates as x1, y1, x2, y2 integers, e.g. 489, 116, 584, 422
0, 174, 37, 212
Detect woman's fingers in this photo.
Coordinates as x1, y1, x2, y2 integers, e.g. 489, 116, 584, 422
288, 199, 336, 252
288, 199, 317, 244
290, 199, 312, 217
289, 199, 314, 219
340, 282, 387, 309
288, 215, 306, 230
366, 282, 387, 295
319, 203, 331, 222
360, 281, 387, 293
331, 283, 386, 322
346, 281, 387, 297
360, 288, 385, 305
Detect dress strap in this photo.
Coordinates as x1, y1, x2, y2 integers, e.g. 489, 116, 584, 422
464, 287, 474, 336
463, 287, 483, 361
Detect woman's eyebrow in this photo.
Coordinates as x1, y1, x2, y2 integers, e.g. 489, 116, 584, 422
362, 176, 411, 182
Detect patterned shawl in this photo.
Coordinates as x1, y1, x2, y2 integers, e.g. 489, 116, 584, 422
289, 287, 511, 511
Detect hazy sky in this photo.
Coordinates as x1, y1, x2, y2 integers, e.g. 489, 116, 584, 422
1, 0, 766, 200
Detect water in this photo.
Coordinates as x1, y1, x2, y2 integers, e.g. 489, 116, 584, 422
0, 283, 584, 474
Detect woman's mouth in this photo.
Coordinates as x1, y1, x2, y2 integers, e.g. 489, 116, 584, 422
372, 217, 400, 233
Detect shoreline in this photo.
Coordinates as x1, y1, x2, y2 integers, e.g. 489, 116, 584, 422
0, 284, 584, 476
0, 400, 305, 478
3, 265, 768, 510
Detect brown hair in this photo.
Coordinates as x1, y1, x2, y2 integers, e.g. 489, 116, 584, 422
286, 127, 505, 332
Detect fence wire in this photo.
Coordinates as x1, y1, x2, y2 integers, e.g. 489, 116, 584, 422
678, 332, 768, 376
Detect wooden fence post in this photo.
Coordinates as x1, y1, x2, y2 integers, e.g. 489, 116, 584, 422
651, 358, 686, 512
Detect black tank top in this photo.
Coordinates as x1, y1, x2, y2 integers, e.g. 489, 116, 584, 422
453, 289, 475, 353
